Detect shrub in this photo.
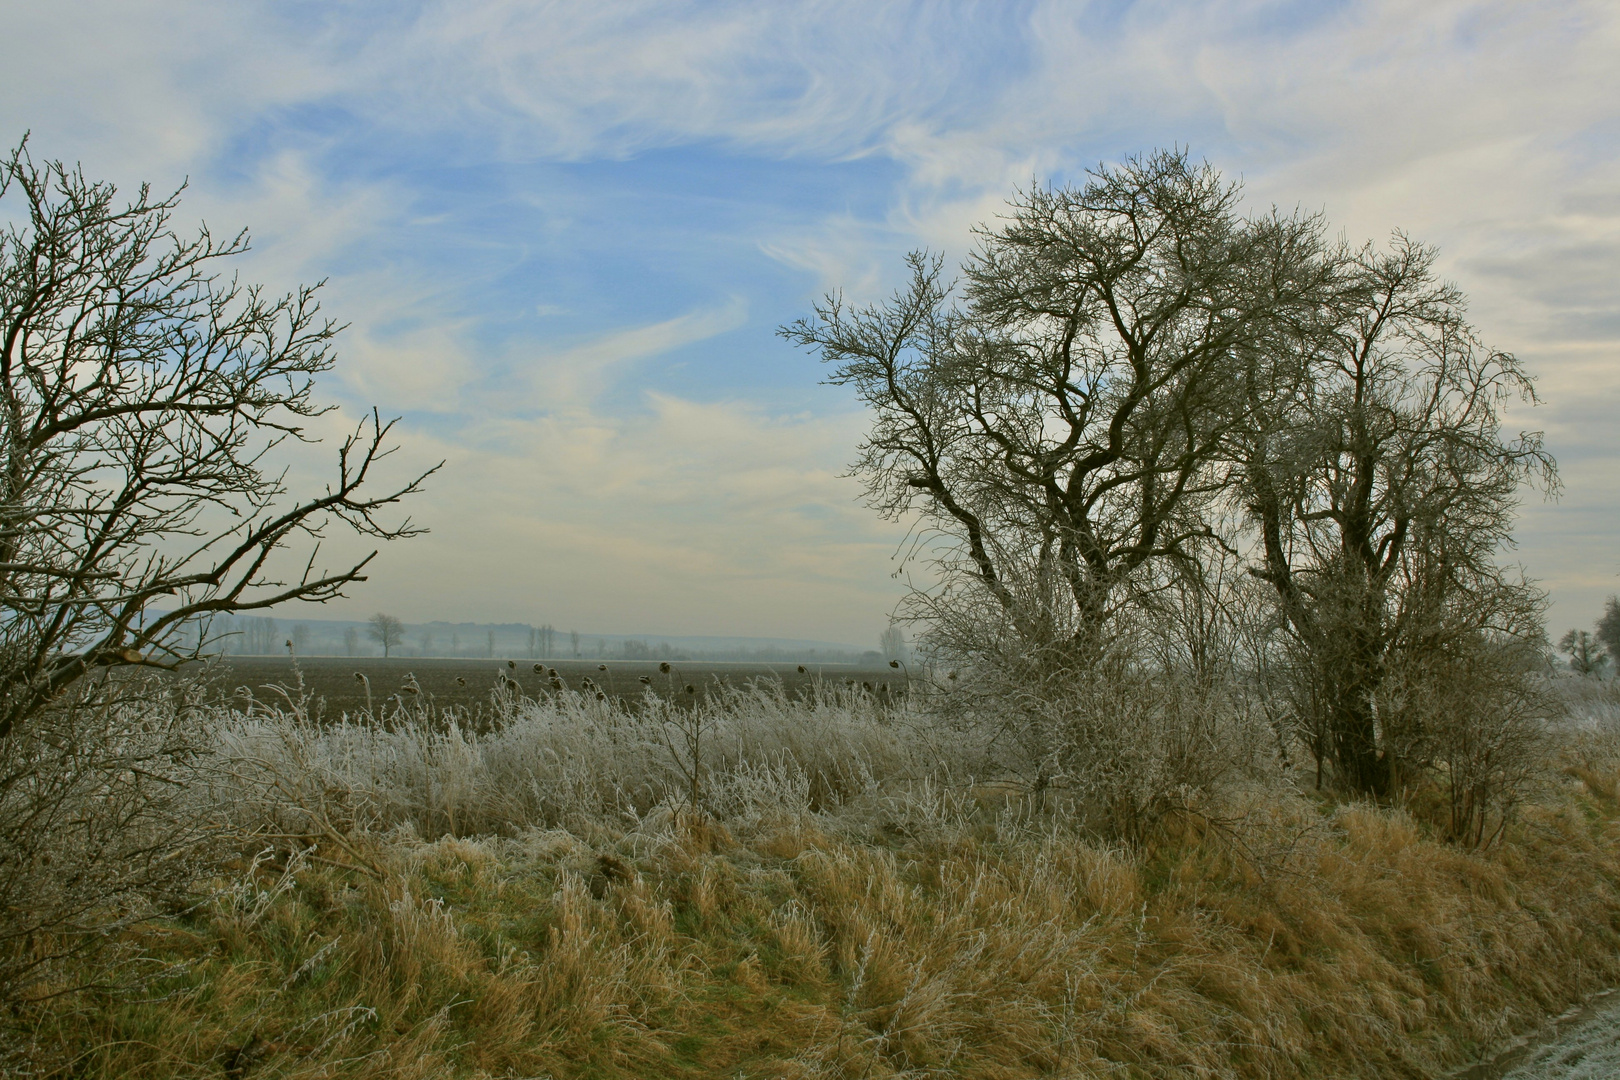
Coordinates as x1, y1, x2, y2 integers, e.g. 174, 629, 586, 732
0, 676, 218, 1009
1379, 636, 1556, 847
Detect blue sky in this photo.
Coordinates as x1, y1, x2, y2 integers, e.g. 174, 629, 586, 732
3, 1, 1617, 646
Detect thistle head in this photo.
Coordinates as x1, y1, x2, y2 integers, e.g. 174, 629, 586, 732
659, 662, 671, 674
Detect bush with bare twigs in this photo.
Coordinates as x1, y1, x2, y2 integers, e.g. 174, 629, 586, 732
0, 677, 219, 1012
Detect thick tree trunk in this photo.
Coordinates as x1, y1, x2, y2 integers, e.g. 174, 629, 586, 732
1318, 623, 1390, 796
1329, 689, 1387, 796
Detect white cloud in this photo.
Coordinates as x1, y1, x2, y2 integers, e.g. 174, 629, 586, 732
350, 0, 994, 162
522, 298, 749, 416
0, 1, 338, 184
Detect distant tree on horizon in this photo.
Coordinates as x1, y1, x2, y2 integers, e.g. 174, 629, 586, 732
368, 613, 405, 658
880, 623, 906, 663
343, 627, 360, 656
1560, 629, 1609, 678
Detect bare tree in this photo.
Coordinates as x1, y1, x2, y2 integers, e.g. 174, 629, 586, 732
1597, 596, 1620, 663
879, 622, 906, 662
367, 613, 405, 658
343, 626, 360, 657
0, 138, 436, 738
1560, 629, 1609, 678
1235, 234, 1556, 793
783, 150, 1326, 665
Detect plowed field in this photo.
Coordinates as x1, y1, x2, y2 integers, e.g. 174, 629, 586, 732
191, 655, 903, 721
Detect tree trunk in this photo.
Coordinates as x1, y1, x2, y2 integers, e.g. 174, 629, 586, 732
1320, 628, 1390, 796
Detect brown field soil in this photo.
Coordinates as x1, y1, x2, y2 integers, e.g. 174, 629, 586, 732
192, 655, 903, 719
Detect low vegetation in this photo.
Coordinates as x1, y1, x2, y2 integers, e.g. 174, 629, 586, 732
6, 678, 1620, 1077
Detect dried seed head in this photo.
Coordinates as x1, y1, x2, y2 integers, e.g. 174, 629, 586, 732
353, 672, 365, 683
659, 662, 671, 674
507, 660, 516, 669
597, 664, 608, 671
638, 675, 652, 685
797, 665, 806, 674
684, 684, 695, 694
947, 671, 957, 680
533, 663, 544, 673
889, 659, 899, 669
595, 691, 606, 701
456, 676, 467, 686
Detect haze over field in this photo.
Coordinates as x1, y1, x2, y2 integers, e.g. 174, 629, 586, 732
2, 1, 1615, 643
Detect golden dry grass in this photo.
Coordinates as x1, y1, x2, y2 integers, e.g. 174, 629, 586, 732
13, 773, 1620, 1079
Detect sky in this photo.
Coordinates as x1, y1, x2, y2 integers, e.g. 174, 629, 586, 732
2, 0, 1617, 647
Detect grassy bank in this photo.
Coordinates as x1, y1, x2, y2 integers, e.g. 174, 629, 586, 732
11, 684, 1620, 1078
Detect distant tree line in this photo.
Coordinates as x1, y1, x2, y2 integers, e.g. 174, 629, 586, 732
166, 613, 883, 665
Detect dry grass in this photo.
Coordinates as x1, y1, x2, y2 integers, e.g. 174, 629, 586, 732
10, 681, 1620, 1078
